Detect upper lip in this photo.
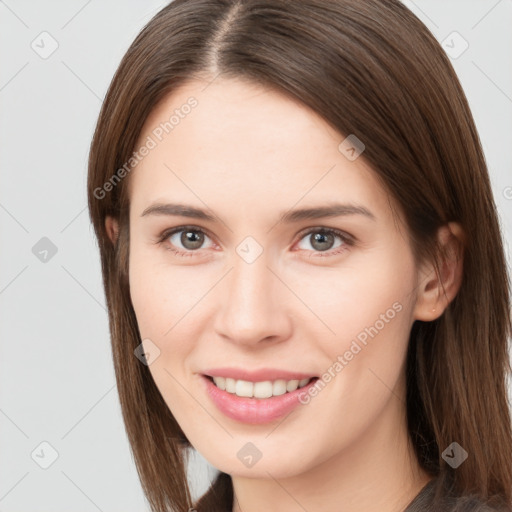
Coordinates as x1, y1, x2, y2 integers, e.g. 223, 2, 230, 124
202, 367, 318, 382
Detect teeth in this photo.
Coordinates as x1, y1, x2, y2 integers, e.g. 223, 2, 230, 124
212, 376, 313, 398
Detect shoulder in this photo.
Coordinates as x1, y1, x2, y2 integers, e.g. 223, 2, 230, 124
443, 496, 511, 512
404, 479, 511, 512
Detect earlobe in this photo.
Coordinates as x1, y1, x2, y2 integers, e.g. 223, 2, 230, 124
105, 215, 119, 245
413, 222, 465, 322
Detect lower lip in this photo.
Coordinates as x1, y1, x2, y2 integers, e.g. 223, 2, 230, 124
201, 375, 318, 424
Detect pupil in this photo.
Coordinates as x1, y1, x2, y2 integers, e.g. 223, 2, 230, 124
312, 232, 333, 251
182, 230, 203, 249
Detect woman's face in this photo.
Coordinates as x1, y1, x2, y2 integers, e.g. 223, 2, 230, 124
125, 77, 427, 479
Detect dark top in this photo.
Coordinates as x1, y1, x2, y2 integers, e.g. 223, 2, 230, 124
404, 479, 510, 512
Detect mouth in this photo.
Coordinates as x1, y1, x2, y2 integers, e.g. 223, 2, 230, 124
204, 375, 319, 399
201, 373, 321, 424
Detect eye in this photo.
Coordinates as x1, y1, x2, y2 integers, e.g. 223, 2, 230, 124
295, 227, 353, 257
156, 225, 354, 258
157, 226, 215, 257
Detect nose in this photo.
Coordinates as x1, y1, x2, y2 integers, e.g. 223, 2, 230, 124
213, 249, 293, 348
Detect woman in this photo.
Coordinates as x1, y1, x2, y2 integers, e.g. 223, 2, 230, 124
87, 0, 512, 510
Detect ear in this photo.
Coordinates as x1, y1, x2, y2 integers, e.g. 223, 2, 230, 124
105, 215, 119, 245
413, 222, 465, 322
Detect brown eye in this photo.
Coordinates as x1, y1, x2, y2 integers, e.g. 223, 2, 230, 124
295, 228, 353, 257
158, 226, 215, 256
308, 231, 336, 251
174, 229, 205, 250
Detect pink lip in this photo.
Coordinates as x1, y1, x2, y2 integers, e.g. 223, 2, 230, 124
201, 374, 319, 424
201, 367, 317, 382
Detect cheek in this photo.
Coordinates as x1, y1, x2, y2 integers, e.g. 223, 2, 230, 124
128, 245, 177, 347
299, 269, 415, 448
292, 246, 416, 355
128, 246, 211, 367
319, 249, 416, 403
129, 244, 184, 331
129, 251, 197, 415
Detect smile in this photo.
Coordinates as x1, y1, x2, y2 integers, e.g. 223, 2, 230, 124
201, 374, 321, 424
209, 376, 314, 399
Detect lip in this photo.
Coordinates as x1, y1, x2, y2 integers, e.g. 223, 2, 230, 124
201, 374, 319, 424
201, 367, 317, 382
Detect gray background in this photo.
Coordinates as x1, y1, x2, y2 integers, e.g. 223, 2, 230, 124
1, 1, 511, 511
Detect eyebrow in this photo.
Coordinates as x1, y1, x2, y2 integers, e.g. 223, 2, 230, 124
140, 202, 376, 223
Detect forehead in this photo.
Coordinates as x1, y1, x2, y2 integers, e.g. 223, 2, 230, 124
128, 77, 395, 224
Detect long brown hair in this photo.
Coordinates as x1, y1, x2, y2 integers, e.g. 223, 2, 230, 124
87, 1, 512, 510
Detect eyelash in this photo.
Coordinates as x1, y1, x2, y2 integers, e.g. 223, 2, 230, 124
155, 225, 355, 258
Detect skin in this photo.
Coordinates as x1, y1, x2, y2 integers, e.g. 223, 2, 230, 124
105, 77, 464, 512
